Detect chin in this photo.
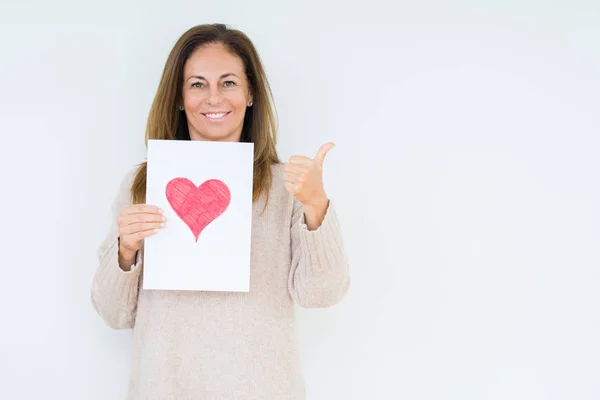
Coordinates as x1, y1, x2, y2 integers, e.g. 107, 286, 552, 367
192, 126, 240, 141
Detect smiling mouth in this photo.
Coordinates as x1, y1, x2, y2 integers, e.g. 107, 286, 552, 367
202, 112, 231, 121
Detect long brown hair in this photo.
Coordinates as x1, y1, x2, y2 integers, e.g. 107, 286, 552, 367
130, 23, 280, 205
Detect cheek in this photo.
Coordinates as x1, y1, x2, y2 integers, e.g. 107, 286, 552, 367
228, 91, 249, 111
183, 91, 205, 109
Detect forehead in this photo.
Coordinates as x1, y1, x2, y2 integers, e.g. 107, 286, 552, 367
183, 43, 245, 78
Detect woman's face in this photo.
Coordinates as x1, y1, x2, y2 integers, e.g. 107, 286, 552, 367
181, 43, 252, 142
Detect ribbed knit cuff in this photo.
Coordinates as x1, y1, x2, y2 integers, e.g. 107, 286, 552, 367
95, 234, 142, 300
297, 201, 346, 276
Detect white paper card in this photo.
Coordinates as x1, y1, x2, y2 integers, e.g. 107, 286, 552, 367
143, 139, 254, 292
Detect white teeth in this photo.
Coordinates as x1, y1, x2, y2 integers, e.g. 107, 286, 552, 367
205, 112, 227, 119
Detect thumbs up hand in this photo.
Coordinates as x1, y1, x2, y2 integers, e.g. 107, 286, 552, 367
284, 142, 334, 211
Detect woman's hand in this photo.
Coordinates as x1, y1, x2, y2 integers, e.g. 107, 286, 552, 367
284, 142, 335, 229
117, 204, 165, 265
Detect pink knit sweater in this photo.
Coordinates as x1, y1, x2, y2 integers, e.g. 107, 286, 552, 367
91, 163, 350, 399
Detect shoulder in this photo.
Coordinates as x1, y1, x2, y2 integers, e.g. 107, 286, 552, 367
268, 162, 288, 194
122, 165, 139, 187
269, 162, 285, 180
262, 162, 296, 211
122, 165, 141, 192
114, 164, 142, 208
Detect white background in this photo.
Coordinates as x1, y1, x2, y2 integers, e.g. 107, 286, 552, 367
1, 1, 599, 399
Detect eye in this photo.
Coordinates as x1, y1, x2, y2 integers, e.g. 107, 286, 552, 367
223, 81, 236, 87
191, 82, 204, 88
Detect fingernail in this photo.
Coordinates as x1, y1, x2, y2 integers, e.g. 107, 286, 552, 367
160, 222, 166, 228
158, 208, 164, 214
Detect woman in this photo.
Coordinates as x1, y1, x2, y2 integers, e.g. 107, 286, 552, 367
91, 23, 350, 399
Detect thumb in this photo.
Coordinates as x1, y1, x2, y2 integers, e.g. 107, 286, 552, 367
314, 142, 335, 165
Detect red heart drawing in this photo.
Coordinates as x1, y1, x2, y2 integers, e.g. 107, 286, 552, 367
165, 178, 231, 242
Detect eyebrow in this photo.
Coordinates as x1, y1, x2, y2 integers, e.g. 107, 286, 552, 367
187, 73, 240, 81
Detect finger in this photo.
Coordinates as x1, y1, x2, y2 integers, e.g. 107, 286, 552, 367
287, 155, 313, 166
284, 162, 308, 176
121, 204, 163, 216
119, 212, 165, 227
314, 142, 335, 165
121, 221, 165, 235
284, 181, 299, 194
124, 227, 161, 244
284, 171, 305, 184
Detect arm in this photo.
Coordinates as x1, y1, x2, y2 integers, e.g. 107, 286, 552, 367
287, 198, 350, 308
90, 171, 143, 329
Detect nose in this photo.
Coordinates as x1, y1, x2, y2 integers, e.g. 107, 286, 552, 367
206, 86, 224, 105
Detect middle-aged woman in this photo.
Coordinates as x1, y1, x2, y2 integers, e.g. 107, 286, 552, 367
91, 23, 350, 399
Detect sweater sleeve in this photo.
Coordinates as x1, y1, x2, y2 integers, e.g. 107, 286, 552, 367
287, 198, 350, 308
90, 170, 143, 330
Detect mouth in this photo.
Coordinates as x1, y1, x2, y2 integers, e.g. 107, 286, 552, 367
202, 111, 231, 122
